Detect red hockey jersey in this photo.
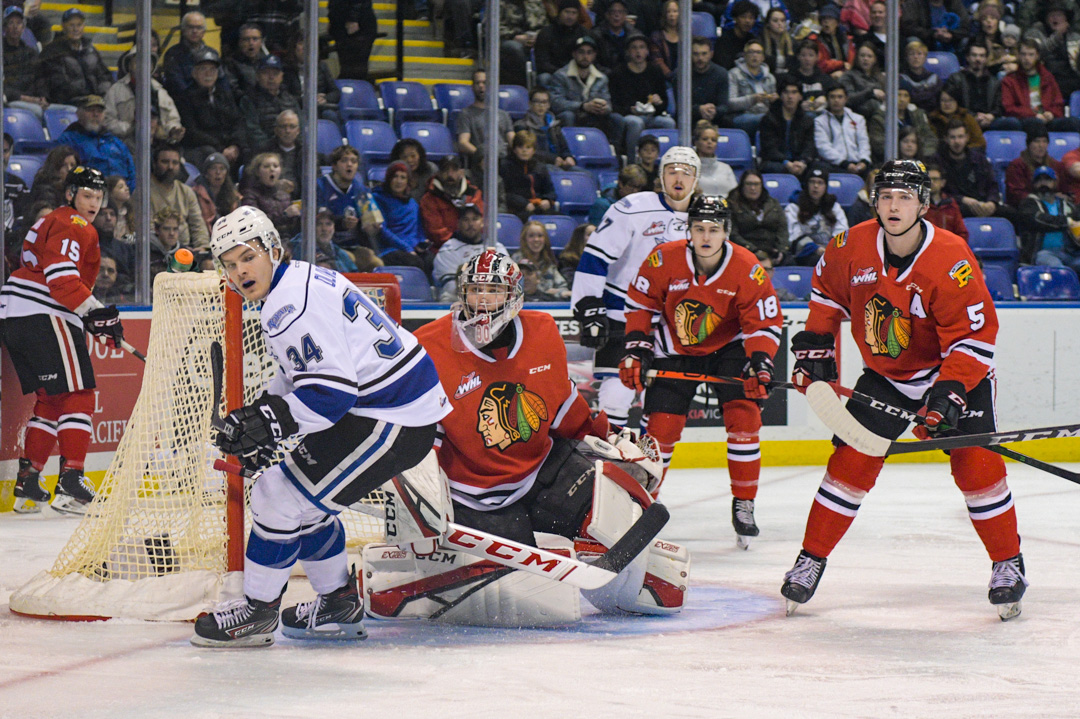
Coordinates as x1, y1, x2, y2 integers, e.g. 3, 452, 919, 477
807, 219, 997, 399
1, 206, 101, 325
624, 240, 784, 359
414, 311, 601, 511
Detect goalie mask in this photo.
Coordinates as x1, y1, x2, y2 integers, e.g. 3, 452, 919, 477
659, 145, 700, 199
452, 249, 524, 350
211, 206, 284, 295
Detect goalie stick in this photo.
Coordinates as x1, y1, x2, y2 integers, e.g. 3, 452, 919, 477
649, 370, 1079, 483
805, 381, 1080, 457
213, 459, 670, 590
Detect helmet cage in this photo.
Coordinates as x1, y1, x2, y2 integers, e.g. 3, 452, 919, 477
453, 251, 524, 348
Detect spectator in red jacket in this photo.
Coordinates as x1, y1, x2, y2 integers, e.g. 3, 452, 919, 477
1005, 126, 1068, 207
923, 161, 968, 242
419, 155, 485, 250
999, 38, 1080, 133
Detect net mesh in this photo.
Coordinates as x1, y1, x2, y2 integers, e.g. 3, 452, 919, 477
9, 271, 393, 620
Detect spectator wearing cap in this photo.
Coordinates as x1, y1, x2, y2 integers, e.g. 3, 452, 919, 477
687, 36, 729, 124
785, 164, 848, 266
499, 0, 549, 88
150, 143, 210, 249
177, 47, 249, 170
942, 41, 1005, 131
900, 0, 968, 54
456, 69, 515, 176
758, 76, 816, 179
815, 4, 854, 75
813, 82, 871, 176
56, 95, 136, 188
224, 23, 267, 98
715, 1, 758, 70
240, 54, 301, 150
1005, 127, 1070, 207
900, 39, 941, 112
551, 35, 627, 150
609, 34, 675, 161
288, 209, 360, 272
433, 204, 509, 300
725, 38, 777, 136
162, 11, 211, 99
105, 46, 185, 154
3, 132, 31, 237
591, 0, 644, 73
371, 161, 431, 273
192, 152, 241, 233
419, 155, 485, 249
1019, 164, 1080, 269
316, 145, 384, 250
1000, 39, 1080, 134
36, 7, 112, 107
3, 6, 47, 118
922, 161, 968, 242
534, 0, 589, 87
635, 134, 660, 188
1023, 2, 1080, 100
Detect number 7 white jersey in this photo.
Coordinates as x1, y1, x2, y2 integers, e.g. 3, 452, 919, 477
260, 261, 451, 435
570, 191, 690, 323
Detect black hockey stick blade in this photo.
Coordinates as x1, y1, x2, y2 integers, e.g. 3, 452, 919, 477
590, 502, 671, 575
209, 341, 230, 434
119, 339, 147, 362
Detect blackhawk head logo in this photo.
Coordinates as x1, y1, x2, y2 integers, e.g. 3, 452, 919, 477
863, 294, 912, 358
476, 381, 549, 450
674, 299, 721, 346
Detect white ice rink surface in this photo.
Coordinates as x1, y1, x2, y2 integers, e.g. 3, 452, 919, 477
2, 462, 1079, 719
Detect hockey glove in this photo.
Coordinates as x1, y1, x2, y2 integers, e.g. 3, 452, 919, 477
791, 331, 838, 390
742, 351, 775, 400
215, 393, 299, 468
84, 305, 125, 348
574, 296, 609, 348
619, 331, 654, 392
915, 381, 967, 438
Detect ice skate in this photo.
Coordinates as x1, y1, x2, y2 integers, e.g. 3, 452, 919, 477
52, 466, 96, 516
781, 550, 827, 616
281, 566, 367, 640
191, 595, 281, 647
12, 459, 49, 514
732, 498, 759, 549
988, 553, 1027, 622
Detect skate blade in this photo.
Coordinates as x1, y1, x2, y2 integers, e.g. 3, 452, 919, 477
736, 535, 751, 550
785, 599, 801, 616
12, 498, 42, 514
190, 632, 276, 648
997, 601, 1022, 621
49, 495, 88, 516
281, 622, 368, 640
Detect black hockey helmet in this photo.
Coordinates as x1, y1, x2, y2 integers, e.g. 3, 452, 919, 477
688, 194, 731, 229
872, 159, 931, 206
67, 166, 107, 199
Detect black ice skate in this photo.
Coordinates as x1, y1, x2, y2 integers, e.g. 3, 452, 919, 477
281, 566, 367, 640
781, 549, 828, 616
732, 498, 760, 549
988, 553, 1028, 621
191, 595, 281, 647
13, 459, 50, 514
52, 465, 96, 516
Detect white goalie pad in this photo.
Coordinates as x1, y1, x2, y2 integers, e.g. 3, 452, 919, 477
577, 431, 663, 494
381, 449, 453, 554
579, 538, 690, 616
361, 536, 581, 627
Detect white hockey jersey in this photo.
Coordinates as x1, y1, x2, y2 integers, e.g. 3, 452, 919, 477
570, 191, 690, 322
261, 260, 451, 435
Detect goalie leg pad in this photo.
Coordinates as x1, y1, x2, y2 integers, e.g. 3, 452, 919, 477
362, 540, 581, 626
580, 538, 690, 615
382, 449, 453, 551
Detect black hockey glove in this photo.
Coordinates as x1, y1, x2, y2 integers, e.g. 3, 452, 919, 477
619, 331, 654, 392
84, 305, 125, 348
919, 381, 967, 437
742, 351, 775, 400
574, 296, 609, 348
215, 393, 299, 468
791, 331, 838, 390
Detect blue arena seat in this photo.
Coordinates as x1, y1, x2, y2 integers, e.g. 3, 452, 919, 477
925, 51, 960, 82
714, 128, 754, 171
43, 106, 77, 140
344, 120, 397, 164
497, 85, 530, 120
7, 154, 43, 187
550, 170, 600, 215
366, 163, 391, 185
562, 127, 619, 168
1071, 90, 1080, 120
336, 79, 384, 121
692, 11, 717, 40
1049, 132, 1080, 161
497, 213, 524, 251
316, 119, 344, 157
399, 122, 454, 160
184, 162, 200, 186
374, 265, 434, 301
379, 81, 439, 127
762, 173, 800, 203
4, 107, 50, 153
596, 169, 619, 189
1016, 266, 1080, 300
980, 264, 1015, 301
432, 83, 475, 125
984, 131, 1026, 174
964, 217, 1020, 277
529, 214, 578, 251
828, 173, 864, 207
642, 129, 678, 154
770, 266, 813, 301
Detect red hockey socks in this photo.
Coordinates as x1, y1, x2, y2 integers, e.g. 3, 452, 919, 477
951, 448, 1020, 562
802, 446, 884, 558
23, 390, 62, 471
56, 390, 96, 471
723, 400, 762, 501
643, 411, 686, 473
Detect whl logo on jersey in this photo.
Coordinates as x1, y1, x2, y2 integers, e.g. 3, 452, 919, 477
851, 267, 878, 285
455, 371, 482, 399
643, 220, 667, 236
674, 299, 721, 346
476, 381, 548, 451
864, 294, 912, 358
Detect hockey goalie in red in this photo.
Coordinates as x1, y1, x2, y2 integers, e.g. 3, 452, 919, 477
0, 166, 127, 516
621, 195, 783, 548
781, 160, 1028, 621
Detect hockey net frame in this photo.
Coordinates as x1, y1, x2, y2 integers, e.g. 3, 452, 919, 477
9, 271, 400, 621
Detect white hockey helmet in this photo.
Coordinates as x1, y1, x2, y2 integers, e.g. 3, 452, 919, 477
210, 206, 284, 294
659, 145, 700, 197
452, 249, 524, 349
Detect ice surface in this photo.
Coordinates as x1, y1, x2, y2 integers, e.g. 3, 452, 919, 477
2, 463, 1079, 719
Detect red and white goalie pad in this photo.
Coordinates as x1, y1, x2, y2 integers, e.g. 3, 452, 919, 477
361, 536, 581, 627
381, 449, 452, 554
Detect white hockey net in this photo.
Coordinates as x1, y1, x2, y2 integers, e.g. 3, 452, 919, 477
9, 271, 392, 621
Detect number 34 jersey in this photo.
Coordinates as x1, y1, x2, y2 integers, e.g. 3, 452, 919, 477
807, 219, 998, 400
624, 240, 784, 359
261, 261, 450, 435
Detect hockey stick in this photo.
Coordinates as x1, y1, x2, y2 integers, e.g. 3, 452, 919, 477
649, 370, 1080, 483
119, 339, 146, 362
805, 381, 1080, 458
213, 459, 669, 590
209, 341, 232, 437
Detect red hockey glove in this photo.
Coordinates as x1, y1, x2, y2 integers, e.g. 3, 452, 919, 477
742, 351, 775, 399
619, 331, 654, 392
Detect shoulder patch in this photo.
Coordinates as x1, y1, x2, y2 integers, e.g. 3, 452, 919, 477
949, 259, 973, 288
617, 197, 633, 208
70, 215, 87, 227
833, 230, 847, 248
266, 304, 297, 331
750, 264, 767, 286
646, 249, 663, 268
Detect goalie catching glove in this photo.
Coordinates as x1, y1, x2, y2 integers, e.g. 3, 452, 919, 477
791, 331, 837, 390
914, 380, 967, 439
619, 331, 654, 392
84, 305, 125, 347
742, 351, 775, 399
215, 392, 299, 471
